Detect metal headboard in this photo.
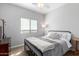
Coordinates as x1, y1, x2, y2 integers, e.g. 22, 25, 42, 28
48, 30, 71, 33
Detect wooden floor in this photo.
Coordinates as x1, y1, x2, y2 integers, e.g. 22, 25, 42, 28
10, 46, 28, 56
10, 46, 79, 56
64, 50, 79, 56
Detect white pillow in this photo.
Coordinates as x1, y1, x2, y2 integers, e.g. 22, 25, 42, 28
61, 33, 71, 41
43, 32, 61, 39
48, 33, 61, 39
42, 32, 71, 41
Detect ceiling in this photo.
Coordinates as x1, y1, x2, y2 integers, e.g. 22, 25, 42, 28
12, 3, 66, 14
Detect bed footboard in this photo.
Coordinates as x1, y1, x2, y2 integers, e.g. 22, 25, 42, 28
24, 39, 43, 56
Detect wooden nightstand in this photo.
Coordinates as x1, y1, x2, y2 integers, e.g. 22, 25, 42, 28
72, 39, 79, 50
72, 36, 79, 55
0, 38, 11, 56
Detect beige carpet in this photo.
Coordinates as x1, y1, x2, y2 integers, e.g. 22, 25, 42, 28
10, 46, 79, 56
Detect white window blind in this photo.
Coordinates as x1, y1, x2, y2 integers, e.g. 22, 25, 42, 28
21, 18, 30, 31
31, 20, 37, 30
21, 18, 37, 33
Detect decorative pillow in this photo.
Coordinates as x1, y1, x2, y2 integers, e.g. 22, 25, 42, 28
47, 32, 62, 39
61, 33, 71, 41
42, 32, 71, 41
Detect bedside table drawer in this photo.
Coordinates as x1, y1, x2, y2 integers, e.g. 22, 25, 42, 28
0, 44, 9, 56
0, 44, 9, 52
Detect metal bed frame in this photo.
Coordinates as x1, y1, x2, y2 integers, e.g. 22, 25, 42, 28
24, 30, 72, 56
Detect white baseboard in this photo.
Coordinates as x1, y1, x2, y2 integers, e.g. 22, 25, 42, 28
11, 44, 24, 49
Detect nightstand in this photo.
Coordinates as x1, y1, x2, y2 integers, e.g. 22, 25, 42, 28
0, 38, 11, 56
73, 39, 79, 50
72, 36, 79, 55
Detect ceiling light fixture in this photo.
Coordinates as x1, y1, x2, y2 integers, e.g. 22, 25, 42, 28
32, 3, 44, 8
37, 3, 44, 8
32, 3, 50, 9
37, 0, 44, 8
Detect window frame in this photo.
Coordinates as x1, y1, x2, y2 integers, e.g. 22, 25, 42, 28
21, 18, 38, 33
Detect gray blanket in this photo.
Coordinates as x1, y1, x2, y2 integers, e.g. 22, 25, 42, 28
25, 37, 69, 56
26, 37, 57, 52
39, 37, 69, 55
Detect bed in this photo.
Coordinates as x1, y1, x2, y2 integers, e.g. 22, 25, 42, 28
24, 30, 72, 56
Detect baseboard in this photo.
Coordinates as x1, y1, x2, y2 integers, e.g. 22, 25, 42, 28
11, 44, 24, 49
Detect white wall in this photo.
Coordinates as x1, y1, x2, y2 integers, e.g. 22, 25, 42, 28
1, 3, 79, 48
0, 3, 45, 47
45, 3, 79, 37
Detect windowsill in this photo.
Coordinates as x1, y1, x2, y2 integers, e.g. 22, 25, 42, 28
20, 31, 37, 34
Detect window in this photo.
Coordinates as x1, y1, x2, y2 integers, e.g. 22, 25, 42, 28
21, 18, 37, 33
21, 18, 30, 31
31, 20, 37, 32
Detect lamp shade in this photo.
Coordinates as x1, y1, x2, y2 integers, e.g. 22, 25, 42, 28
42, 23, 48, 28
